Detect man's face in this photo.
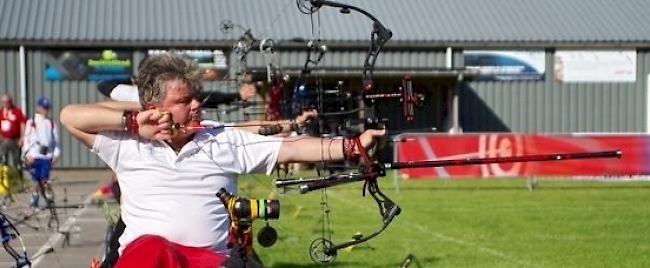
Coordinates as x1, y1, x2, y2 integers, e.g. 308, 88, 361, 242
36, 106, 50, 116
156, 80, 201, 139
1, 95, 12, 109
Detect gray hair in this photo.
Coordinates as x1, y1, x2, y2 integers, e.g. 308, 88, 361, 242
136, 53, 202, 109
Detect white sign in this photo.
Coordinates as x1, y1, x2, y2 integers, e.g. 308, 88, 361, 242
553, 50, 636, 82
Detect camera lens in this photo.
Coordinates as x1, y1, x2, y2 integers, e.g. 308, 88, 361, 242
259, 200, 280, 220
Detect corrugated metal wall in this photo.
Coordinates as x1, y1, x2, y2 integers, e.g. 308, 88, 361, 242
1, 48, 647, 168
6, 49, 448, 168
458, 50, 648, 133
245, 50, 448, 69
0, 48, 22, 109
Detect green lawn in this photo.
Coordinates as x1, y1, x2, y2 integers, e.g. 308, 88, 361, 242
239, 172, 650, 268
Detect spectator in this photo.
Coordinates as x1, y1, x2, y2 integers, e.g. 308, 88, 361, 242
0, 94, 26, 170
23, 96, 60, 210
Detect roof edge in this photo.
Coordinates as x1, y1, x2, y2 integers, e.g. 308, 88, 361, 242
1, 39, 649, 49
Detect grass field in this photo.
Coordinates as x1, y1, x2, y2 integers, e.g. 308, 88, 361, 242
238, 172, 650, 268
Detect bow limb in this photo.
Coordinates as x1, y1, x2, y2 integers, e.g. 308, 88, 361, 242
278, 134, 400, 263
0, 212, 30, 268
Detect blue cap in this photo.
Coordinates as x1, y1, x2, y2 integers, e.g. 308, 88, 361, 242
37, 97, 50, 109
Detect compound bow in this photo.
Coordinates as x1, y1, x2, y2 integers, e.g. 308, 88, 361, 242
0, 212, 30, 268
271, 0, 624, 265
180, 1, 623, 265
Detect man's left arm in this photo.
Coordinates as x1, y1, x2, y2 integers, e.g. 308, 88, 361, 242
18, 109, 26, 147
22, 120, 34, 164
230, 127, 384, 174
276, 128, 386, 164
52, 121, 61, 164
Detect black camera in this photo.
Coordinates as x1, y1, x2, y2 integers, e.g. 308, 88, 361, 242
38, 145, 48, 155
216, 188, 280, 222
216, 188, 281, 248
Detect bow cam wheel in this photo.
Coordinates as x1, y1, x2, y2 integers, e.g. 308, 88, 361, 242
309, 238, 336, 264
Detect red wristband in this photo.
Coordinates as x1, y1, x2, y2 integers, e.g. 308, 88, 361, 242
343, 137, 360, 161
123, 110, 139, 134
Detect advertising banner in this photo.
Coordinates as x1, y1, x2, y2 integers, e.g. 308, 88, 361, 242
553, 50, 636, 82
44, 50, 133, 81
463, 50, 546, 81
394, 133, 649, 178
147, 49, 229, 81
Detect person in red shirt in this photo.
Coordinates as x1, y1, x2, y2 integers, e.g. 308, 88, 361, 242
0, 93, 26, 170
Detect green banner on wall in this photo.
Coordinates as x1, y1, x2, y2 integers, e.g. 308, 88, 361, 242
44, 50, 133, 81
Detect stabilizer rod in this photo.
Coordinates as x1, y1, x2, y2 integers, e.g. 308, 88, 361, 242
385, 150, 622, 169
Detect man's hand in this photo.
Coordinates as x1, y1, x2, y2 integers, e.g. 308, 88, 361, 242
17, 137, 23, 147
136, 110, 173, 141
296, 109, 318, 127
358, 127, 387, 157
238, 83, 257, 101
52, 156, 59, 165
25, 155, 34, 165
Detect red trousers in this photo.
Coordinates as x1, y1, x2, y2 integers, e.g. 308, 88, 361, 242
113, 235, 228, 268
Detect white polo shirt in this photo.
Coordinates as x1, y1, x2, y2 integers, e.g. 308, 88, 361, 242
91, 120, 282, 255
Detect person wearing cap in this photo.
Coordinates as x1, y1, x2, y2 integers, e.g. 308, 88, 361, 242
22, 96, 61, 210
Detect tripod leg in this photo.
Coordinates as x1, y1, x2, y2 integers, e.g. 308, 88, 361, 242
3, 212, 40, 231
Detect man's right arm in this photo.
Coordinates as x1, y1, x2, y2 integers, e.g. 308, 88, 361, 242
59, 103, 126, 148
61, 102, 171, 148
21, 120, 34, 163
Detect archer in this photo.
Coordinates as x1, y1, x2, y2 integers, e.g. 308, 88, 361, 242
60, 52, 386, 268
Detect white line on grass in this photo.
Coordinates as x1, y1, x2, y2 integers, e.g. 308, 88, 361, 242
328, 191, 547, 268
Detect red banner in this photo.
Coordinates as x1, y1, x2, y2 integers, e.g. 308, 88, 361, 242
394, 133, 650, 179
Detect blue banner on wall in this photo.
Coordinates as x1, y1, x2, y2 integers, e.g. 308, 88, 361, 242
464, 50, 546, 81
44, 50, 133, 81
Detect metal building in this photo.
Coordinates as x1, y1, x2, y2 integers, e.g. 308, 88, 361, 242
1, 0, 649, 168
